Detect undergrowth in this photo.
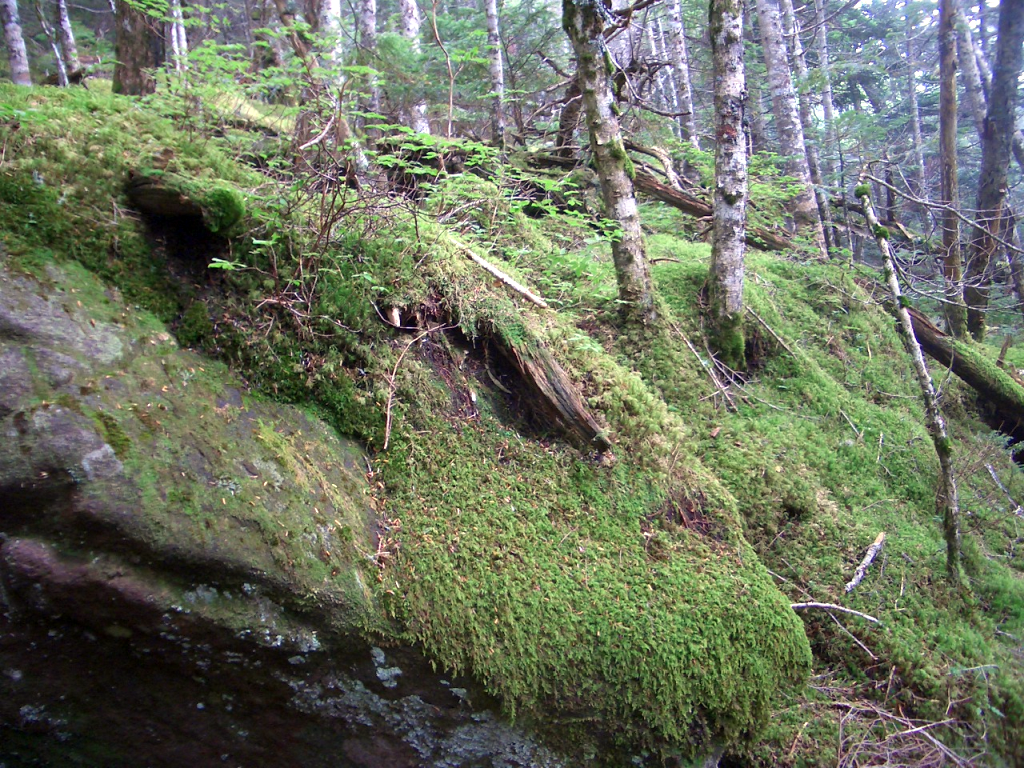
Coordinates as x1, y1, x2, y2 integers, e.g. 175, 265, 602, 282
4, 84, 1024, 766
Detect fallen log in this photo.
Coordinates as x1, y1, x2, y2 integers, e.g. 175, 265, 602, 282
126, 170, 246, 235
633, 171, 792, 252
908, 307, 1024, 437
491, 332, 612, 452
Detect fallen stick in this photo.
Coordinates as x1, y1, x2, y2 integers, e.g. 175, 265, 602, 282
451, 237, 551, 310
790, 602, 881, 624
845, 531, 886, 593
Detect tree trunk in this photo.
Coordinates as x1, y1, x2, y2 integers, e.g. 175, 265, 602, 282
357, 0, 379, 130
398, 0, 430, 133
778, 0, 832, 253
319, 0, 344, 65
555, 77, 582, 157
55, 0, 80, 73
706, 0, 747, 368
855, 181, 961, 584
563, 0, 656, 325
651, 18, 680, 139
113, 0, 164, 96
0, 0, 32, 86
744, 3, 766, 154
964, 0, 1024, 341
811, 0, 838, 184
168, 0, 188, 71
483, 0, 506, 147
34, 0, 68, 86
939, 0, 968, 337
905, 16, 929, 218
666, 0, 699, 148
754, 0, 826, 257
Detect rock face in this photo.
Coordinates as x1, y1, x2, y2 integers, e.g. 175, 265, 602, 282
0, 262, 563, 767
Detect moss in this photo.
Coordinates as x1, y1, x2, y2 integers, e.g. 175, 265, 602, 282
176, 300, 215, 348
853, 183, 871, 199
873, 224, 890, 240
94, 410, 132, 459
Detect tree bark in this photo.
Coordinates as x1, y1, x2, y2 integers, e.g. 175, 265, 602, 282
855, 181, 961, 584
905, 16, 929, 220
778, 0, 832, 252
666, 0, 699, 148
563, 0, 656, 325
755, 0, 826, 257
707, 0, 747, 368
939, 0, 968, 337
398, 0, 430, 133
483, 0, 506, 147
357, 0, 379, 129
34, 0, 68, 86
811, 0, 838, 184
113, 0, 164, 96
0, 0, 31, 86
55, 0, 80, 73
168, 0, 188, 72
744, 3, 766, 154
964, 0, 1024, 341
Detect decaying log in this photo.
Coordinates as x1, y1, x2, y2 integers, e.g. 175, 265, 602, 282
908, 307, 1024, 437
126, 171, 245, 234
632, 171, 792, 252
844, 531, 885, 593
492, 335, 612, 452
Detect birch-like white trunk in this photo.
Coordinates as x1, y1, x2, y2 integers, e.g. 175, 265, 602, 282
563, 0, 656, 324
1, 0, 31, 85
811, 0, 837, 182
483, 0, 506, 146
398, 0, 430, 133
666, 0, 699, 148
855, 180, 961, 583
357, 0, 380, 121
778, 0, 831, 252
168, 0, 188, 71
708, 0, 748, 367
34, 0, 68, 85
649, 18, 678, 136
55, 0, 80, 72
755, 0, 825, 257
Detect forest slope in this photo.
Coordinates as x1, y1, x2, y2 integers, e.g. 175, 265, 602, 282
1, 85, 1024, 766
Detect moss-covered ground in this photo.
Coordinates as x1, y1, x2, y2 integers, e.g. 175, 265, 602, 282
3, 84, 1024, 765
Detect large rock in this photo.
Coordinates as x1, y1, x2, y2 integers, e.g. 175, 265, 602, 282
0, 262, 563, 767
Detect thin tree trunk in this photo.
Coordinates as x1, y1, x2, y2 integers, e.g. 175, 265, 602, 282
666, 0, 699, 148
779, 0, 832, 252
55, 0, 80, 73
744, 3, 766, 154
964, 0, 1024, 341
905, 16, 929, 216
113, 0, 164, 95
34, 0, 68, 86
0, 0, 31, 85
811, 0, 838, 184
652, 18, 682, 140
484, 0, 506, 147
755, 0, 826, 257
555, 77, 582, 157
939, 0, 968, 337
319, 0, 344, 65
707, 0, 747, 368
399, 0, 430, 133
168, 0, 187, 71
563, 0, 656, 325
357, 0, 379, 130
855, 179, 961, 584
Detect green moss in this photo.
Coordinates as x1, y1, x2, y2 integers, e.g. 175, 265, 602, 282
94, 410, 132, 459
873, 224, 890, 240
853, 184, 871, 199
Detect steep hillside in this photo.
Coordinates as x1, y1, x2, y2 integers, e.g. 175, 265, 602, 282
2, 85, 1023, 766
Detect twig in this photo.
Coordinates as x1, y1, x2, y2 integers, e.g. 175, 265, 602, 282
827, 611, 877, 660
297, 113, 337, 151
451, 237, 551, 309
669, 322, 736, 412
383, 324, 454, 450
845, 532, 886, 593
746, 307, 796, 357
986, 463, 1024, 518
790, 602, 882, 624
839, 408, 863, 440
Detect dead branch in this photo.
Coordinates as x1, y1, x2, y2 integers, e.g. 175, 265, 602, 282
451, 237, 551, 309
790, 602, 882, 623
845, 532, 886, 593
